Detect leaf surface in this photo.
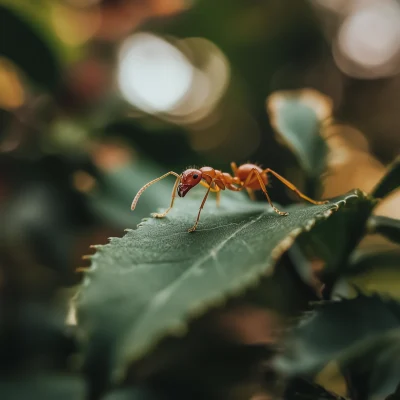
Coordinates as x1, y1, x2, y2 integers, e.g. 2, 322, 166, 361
343, 330, 400, 400
293, 194, 376, 283
333, 250, 400, 301
87, 161, 173, 228
102, 387, 165, 400
274, 294, 400, 397
76, 189, 371, 384
266, 89, 332, 180
283, 378, 346, 400
0, 375, 86, 400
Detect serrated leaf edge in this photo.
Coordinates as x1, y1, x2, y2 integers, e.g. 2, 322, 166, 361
77, 190, 367, 383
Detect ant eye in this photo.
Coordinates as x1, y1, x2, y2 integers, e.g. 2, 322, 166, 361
193, 174, 198, 179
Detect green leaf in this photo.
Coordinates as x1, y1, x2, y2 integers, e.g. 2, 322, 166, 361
274, 293, 400, 399
334, 250, 400, 300
266, 89, 333, 180
347, 250, 400, 276
87, 161, 174, 229
371, 156, 400, 199
367, 216, 400, 245
343, 330, 400, 400
386, 382, 400, 400
283, 378, 346, 400
293, 192, 376, 284
102, 387, 165, 400
76, 189, 371, 384
0, 375, 86, 400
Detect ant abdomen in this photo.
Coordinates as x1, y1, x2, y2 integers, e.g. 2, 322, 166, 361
235, 163, 268, 190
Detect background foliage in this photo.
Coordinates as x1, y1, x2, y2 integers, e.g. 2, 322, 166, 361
0, 1, 399, 399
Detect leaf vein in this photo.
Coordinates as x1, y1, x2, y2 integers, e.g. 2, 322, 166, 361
140, 210, 269, 315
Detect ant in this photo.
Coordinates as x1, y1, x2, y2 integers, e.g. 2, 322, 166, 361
131, 162, 328, 232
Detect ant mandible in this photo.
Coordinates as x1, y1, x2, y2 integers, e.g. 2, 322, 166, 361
131, 162, 328, 232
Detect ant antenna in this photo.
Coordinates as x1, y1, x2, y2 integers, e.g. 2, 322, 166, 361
131, 171, 180, 211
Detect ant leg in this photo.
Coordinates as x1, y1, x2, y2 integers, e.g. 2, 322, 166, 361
200, 180, 221, 207
151, 175, 181, 218
216, 189, 221, 207
264, 169, 328, 205
188, 183, 213, 232
230, 162, 238, 175
247, 169, 288, 216
230, 162, 253, 199
131, 171, 180, 211
246, 188, 256, 201
200, 180, 219, 192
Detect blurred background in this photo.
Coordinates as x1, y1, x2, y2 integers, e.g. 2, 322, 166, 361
0, 0, 399, 308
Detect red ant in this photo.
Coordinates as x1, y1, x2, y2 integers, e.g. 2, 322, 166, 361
131, 162, 328, 232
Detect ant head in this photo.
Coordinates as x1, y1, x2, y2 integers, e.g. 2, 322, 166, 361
178, 169, 202, 197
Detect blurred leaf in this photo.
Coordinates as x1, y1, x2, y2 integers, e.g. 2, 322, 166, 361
0, 375, 86, 400
76, 189, 369, 385
0, 302, 77, 373
371, 156, 400, 199
102, 387, 166, 400
284, 378, 345, 400
130, 340, 278, 400
1, 181, 85, 286
367, 216, 400, 245
266, 89, 333, 181
294, 191, 376, 285
273, 294, 400, 391
87, 161, 173, 229
385, 382, 400, 400
334, 250, 400, 301
250, 253, 321, 317
0, 3, 61, 90
346, 250, 400, 276
343, 330, 400, 400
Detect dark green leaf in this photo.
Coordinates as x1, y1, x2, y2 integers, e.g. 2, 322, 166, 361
284, 378, 345, 400
266, 89, 332, 180
385, 382, 400, 400
1, 181, 79, 285
130, 340, 278, 400
368, 216, 400, 245
76, 189, 371, 385
102, 387, 166, 400
87, 161, 174, 229
343, 330, 400, 400
0, 4, 60, 90
333, 250, 400, 301
0, 302, 77, 373
347, 250, 400, 276
256, 252, 321, 316
371, 156, 400, 199
0, 375, 86, 400
274, 294, 400, 396
293, 191, 376, 283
